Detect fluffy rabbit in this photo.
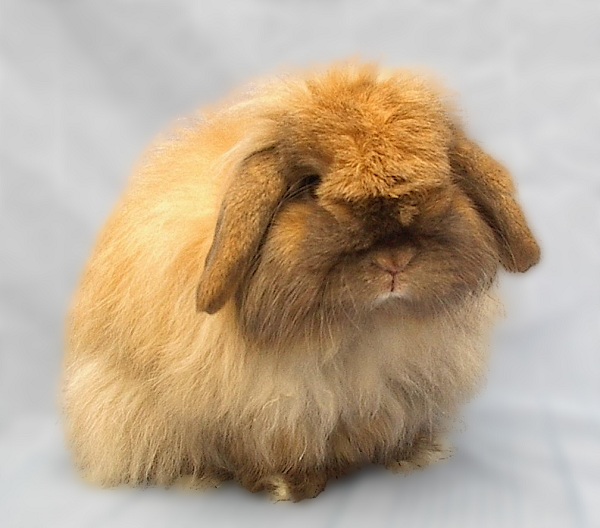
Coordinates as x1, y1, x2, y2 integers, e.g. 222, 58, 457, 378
63, 63, 540, 501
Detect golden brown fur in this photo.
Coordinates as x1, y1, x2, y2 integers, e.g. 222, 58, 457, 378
63, 63, 539, 501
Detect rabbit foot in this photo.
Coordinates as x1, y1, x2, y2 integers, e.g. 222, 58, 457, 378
243, 472, 328, 502
266, 473, 328, 502
385, 435, 452, 474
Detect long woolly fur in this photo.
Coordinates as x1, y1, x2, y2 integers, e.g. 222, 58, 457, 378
63, 63, 502, 494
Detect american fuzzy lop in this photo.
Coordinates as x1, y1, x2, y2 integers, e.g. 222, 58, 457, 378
63, 62, 539, 501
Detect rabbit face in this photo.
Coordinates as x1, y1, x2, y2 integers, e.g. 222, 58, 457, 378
196, 65, 539, 346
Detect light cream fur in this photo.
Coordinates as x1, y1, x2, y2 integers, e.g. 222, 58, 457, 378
65, 283, 498, 486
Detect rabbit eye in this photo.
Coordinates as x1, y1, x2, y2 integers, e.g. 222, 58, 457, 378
292, 174, 321, 199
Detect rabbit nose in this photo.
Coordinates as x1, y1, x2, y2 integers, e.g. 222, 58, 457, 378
372, 248, 416, 275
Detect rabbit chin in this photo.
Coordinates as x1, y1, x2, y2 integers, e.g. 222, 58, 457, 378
373, 287, 411, 306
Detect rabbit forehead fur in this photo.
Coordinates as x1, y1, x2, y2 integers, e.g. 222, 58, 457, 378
276, 65, 454, 203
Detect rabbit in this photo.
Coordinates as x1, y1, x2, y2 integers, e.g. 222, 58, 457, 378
63, 62, 540, 501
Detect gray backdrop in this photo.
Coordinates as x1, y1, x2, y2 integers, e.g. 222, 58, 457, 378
1, 1, 599, 527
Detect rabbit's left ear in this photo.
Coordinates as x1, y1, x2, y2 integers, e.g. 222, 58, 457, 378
196, 147, 287, 314
449, 129, 540, 272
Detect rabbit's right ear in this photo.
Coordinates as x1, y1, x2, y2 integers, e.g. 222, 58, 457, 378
196, 147, 287, 314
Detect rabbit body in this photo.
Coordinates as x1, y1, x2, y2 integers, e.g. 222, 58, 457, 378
64, 64, 537, 500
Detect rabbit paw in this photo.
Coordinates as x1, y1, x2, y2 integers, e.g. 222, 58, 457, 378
386, 435, 452, 474
243, 472, 328, 502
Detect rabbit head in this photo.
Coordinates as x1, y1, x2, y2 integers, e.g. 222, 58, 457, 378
196, 65, 540, 345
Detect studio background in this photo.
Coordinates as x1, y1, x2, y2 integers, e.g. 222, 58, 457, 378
1, 1, 599, 527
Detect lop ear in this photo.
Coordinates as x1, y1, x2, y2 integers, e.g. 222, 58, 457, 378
449, 129, 540, 272
196, 147, 287, 314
